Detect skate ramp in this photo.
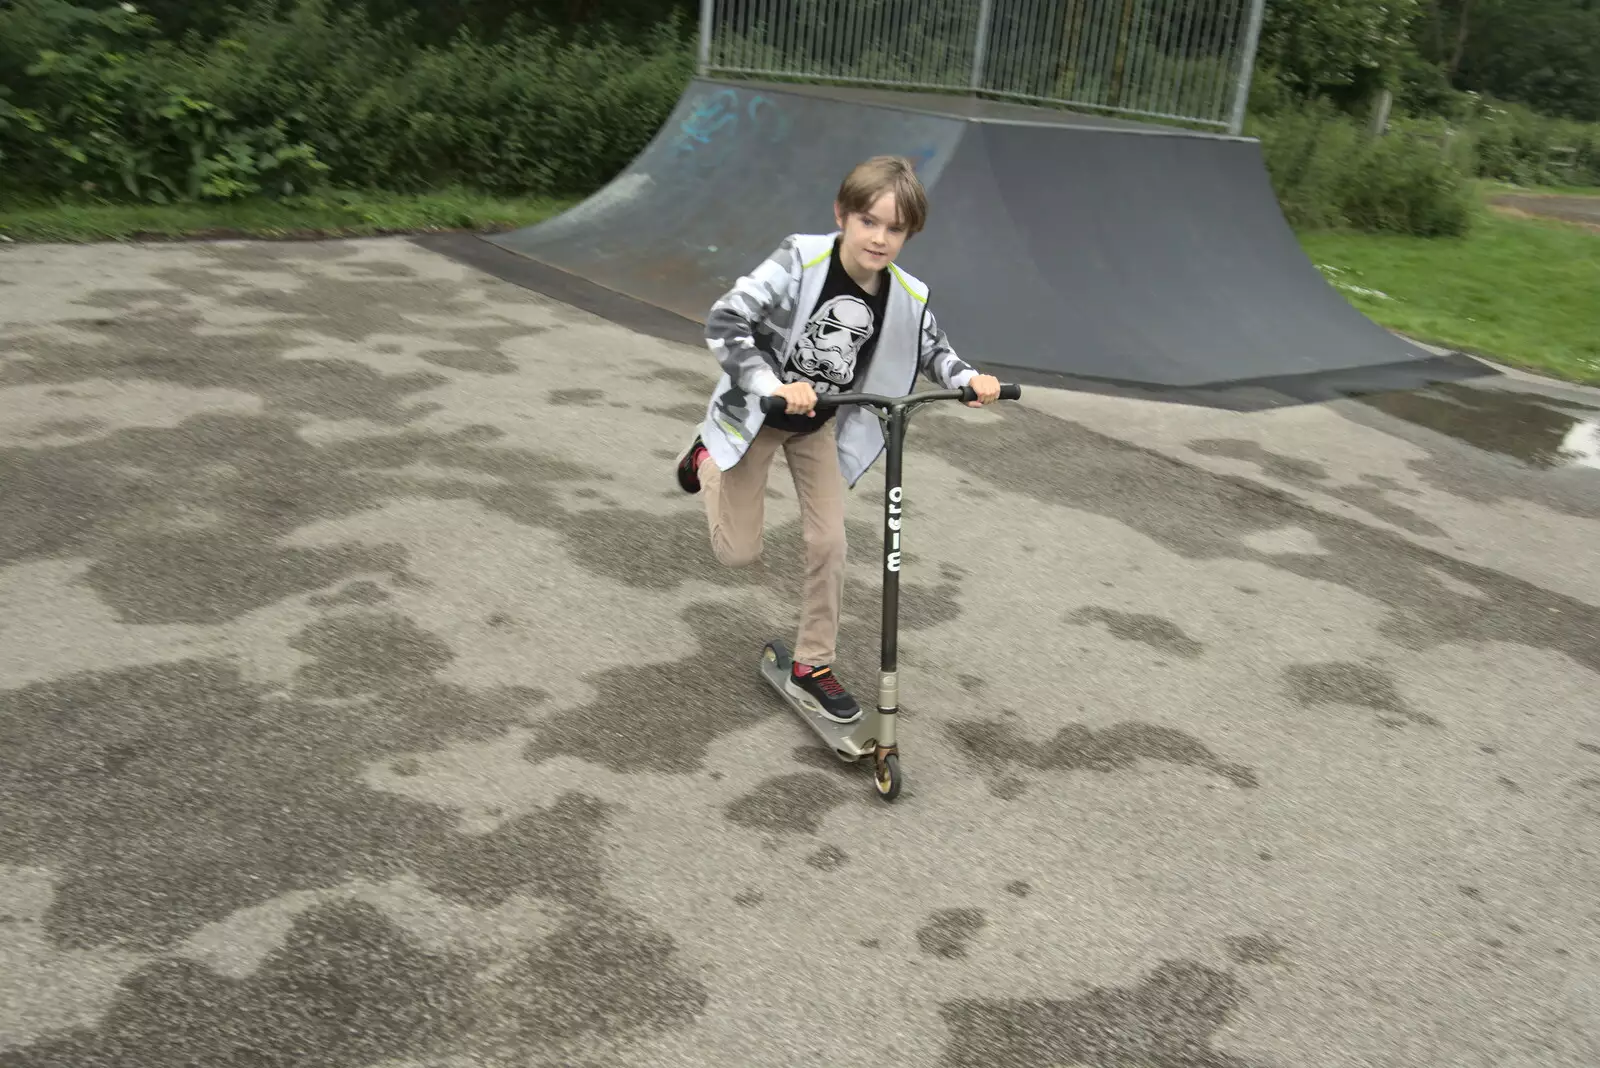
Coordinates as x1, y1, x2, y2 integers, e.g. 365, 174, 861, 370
485, 78, 1488, 405
488, 80, 967, 324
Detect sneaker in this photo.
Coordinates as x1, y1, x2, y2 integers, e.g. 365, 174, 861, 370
786, 663, 862, 724
676, 434, 709, 494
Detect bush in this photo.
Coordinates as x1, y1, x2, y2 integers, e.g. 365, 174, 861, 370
1253, 58, 1600, 193
1254, 100, 1361, 230
1459, 96, 1600, 188
0, 0, 695, 204
1344, 118, 1476, 234
0, 1, 329, 202
1251, 100, 1473, 236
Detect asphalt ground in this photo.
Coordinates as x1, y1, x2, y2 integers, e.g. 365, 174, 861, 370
1490, 192, 1600, 231
1, 236, 1597, 1068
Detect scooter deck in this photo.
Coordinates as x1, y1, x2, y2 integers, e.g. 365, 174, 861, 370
760, 641, 879, 762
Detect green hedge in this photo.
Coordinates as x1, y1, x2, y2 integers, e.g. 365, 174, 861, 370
1250, 100, 1476, 236
1461, 96, 1600, 188
5, 0, 1594, 237
1263, 63, 1600, 192
0, 0, 694, 203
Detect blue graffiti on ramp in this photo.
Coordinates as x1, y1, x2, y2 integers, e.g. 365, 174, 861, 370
905, 145, 938, 171
672, 87, 792, 165
673, 88, 741, 154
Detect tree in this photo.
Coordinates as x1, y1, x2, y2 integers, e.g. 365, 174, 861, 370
1255, 0, 1426, 107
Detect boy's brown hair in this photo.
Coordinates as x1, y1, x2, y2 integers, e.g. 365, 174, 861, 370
836, 155, 929, 235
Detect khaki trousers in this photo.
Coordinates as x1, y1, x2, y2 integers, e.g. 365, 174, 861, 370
700, 423, 847, 667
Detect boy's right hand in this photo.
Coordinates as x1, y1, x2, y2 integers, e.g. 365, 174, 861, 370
774, 381, 818, 416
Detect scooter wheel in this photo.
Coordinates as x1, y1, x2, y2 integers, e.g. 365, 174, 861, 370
874, 753, 902, 802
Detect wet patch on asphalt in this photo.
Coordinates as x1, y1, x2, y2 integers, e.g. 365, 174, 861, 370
549, 388, 605, 406
6, 888, 708, 1068
0, 610, 710, 1061
419, 346, 521, 374
651, 402, 708, 423
1, 307, 452, 426
948, 719, 1259, 793
6, 899, 478, 1068
1285, 661, 1440, 728
937, 959, 1256, 1067
805, 844, 849, 870
1188, 438, 1448, 537
898, 579, 964, 630
1224, 933, 1289, 966
0, 414, 593, 624
646, 365, 718, 394
524, 600, 781, 775
1067, 606, 1205, 659
1342, 383, 1600, 516
25, 417, 106, 440
917, 908, 987, 959
0, 647, 546, 951
724, 772, 851, 835
915, 404, 1600, 680
3, 322, 949, 632
1355, 382, 1598, 467
290, 611, 455, 699
521, 559, 963, 777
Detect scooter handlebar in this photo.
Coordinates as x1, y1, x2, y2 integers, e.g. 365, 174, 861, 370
758, 382, 1021, 415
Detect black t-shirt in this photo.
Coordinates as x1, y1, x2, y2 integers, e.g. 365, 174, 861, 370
765, 238, 890, 434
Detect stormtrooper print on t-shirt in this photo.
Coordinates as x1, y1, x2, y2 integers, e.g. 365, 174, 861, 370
765, 238, 890, 434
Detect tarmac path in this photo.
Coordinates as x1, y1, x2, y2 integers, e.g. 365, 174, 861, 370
1, 236, 1597, 1067
1490, 191, 1600, 232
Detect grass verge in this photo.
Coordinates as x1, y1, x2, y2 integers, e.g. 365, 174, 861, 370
1298, 203, 1600, 385
0, 189, 576, 243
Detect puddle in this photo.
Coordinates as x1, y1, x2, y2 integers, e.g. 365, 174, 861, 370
1352, 382, 1600, 470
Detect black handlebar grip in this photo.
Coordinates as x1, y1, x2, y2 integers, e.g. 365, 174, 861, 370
960, 383, 1024, 402
760, 395, 788, 414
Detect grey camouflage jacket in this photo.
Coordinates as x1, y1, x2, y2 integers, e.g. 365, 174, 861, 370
697, 232, 978, 488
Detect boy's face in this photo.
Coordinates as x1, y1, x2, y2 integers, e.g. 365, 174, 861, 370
834, 189, 910, 275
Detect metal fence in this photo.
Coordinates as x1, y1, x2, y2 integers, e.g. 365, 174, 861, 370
696, 0, 1268, 133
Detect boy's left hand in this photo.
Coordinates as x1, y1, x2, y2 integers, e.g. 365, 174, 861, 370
966, 374, 1002, 407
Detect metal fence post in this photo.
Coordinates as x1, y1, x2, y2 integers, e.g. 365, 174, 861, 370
1228, 0, 1267, 135
698, 0, 715, 76
970, 0, 996, 93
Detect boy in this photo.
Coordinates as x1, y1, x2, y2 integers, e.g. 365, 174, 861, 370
674, 155, 1001, 723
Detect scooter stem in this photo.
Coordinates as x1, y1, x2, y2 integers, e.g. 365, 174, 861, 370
876, 402, 909, 746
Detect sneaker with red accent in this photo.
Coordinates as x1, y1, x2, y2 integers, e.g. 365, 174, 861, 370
676, 434, 710, 494
672, 434, 710, 495
786, 663, 862, 723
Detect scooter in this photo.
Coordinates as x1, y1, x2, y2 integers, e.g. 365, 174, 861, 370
757, 381, 1023, 801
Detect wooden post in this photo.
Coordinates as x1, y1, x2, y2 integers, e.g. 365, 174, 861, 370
1370, 88, 1393, 138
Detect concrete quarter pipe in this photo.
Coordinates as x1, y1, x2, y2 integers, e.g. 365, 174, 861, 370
474, 77, 1488, 407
